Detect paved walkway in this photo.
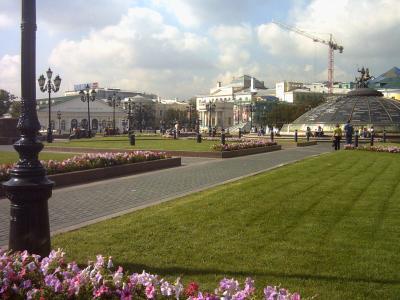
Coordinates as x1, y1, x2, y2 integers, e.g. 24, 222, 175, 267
0, 144, 332, 247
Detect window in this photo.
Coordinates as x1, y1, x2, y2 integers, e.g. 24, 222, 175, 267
92, 119, 98, 130
81, 119, 88, 129
71, 119, 78, 129
50, 120, 55, 131
102, 120, 107, 129
61, 120, 66, 131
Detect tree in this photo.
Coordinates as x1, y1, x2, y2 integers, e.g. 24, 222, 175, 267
131, 103, 155, 130
256, 93, 326, 128
164, 108, 188, 128
0, 89, 11, 117
9, 101, 22, 119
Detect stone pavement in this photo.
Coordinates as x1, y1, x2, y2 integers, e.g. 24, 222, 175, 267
0, 144, 332, 247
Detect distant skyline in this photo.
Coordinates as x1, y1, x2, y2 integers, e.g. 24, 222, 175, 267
0, 0, 399, 99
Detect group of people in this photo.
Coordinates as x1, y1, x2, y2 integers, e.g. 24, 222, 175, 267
332, 121, 375, 150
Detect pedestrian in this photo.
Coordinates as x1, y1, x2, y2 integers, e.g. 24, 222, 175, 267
333, 123, 342, 150
344, 120, 353, 144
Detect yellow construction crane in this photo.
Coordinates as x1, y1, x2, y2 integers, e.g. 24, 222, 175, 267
272, 21, 343, 94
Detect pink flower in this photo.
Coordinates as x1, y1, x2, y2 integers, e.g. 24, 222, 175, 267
146, 284, 156, 299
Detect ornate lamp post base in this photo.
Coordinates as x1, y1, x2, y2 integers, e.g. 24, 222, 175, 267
3, 136, 53, 257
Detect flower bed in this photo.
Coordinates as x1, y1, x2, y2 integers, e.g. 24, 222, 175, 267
0, 151, 168, 182
0, 249, 301, 300
187, 137, 244, 142
212, 141, 277, 152
344, 144, 400, 153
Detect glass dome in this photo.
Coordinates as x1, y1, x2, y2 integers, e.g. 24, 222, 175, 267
285, 88, 400, 133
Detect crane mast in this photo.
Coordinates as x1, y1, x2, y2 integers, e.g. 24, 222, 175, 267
272, 21, 343, 94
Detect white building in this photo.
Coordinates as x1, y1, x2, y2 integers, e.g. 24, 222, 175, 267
196, 75, 273, 130
37, 95, 126, 133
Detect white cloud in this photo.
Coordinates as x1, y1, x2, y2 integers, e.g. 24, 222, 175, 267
210, 24, 253, 69
0, 13, 14, 29
152, 0, 275, 28
49, 7, 214, 99
0, 54, 20, 95
257, 0, 400, 82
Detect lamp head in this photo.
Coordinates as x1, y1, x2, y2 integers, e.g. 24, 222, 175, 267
54, 75, 62, 90
38, 74, 46, 89
46, 68, 53, 80
90, 89, 97, 100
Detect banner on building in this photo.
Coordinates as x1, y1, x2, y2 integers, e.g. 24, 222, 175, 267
74, 82, 99, 91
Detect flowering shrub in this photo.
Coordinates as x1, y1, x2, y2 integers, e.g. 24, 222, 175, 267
344, 144, 400, 153
188, 137, 244, 142
0, 164, 12, 182
0, 249, 301, 300
0, 151, 168, 182
212, 141, 277, 152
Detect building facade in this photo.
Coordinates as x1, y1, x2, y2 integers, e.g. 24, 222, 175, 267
37, 95, 127, 134
196, 75, 272, 130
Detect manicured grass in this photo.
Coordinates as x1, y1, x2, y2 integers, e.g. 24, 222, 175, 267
0, 151, 78, 164
46, 136, 226, 151
53, 151, 400, 299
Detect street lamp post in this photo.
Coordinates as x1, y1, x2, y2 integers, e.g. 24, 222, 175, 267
206, 101, 216, 136
249, 103, 255, 131
57, 111, 62, 134
187, 104, 194, 131
108, 92, 121, 134
127, 98, 133, 135
79, 84, 96, 138
135, 103, 144, 133
2, 0, 54, 257
38, 68, 61, 143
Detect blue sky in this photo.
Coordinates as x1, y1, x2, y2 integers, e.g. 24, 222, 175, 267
0, 0, 399, 99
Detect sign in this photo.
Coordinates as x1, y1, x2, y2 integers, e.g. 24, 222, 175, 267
74, 82, 99, 91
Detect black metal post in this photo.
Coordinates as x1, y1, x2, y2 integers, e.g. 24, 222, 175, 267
221, 129, 226, 145
130, 133, 135, 146
2, 0, 53, 257
87, 97, 91, 137
370, 132, 374, 146
270, 130, 274, 142
238, 128, 242, 139
197, 132, 202, 143
187, 105, 193, 131
127, 100, 132, 136
354, 131, 359, 147
294, 129, 298, 142
47, 89, 52, 143
173, 129, 177, 139
57, 111, 61, 135
113, 100, 116, 133
383, 130, 387, 143
250, 104, 254, 131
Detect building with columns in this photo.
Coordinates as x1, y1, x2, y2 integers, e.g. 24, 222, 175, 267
36, 95, 127, 134
196, 75, 272, 131
37, 91, 190, 134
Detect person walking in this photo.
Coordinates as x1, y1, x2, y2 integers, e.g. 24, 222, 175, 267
333, 123, 342, 150
344, 120, 353, 145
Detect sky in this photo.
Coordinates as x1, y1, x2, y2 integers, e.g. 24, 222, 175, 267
0, 0, 399, 100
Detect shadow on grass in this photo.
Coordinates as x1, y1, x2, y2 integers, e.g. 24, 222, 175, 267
117, 263, 400, 286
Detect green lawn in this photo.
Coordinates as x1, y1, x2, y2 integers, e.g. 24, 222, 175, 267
46, 136, 225, 151
0, 151, 78, 164
53, 151, 400, 299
